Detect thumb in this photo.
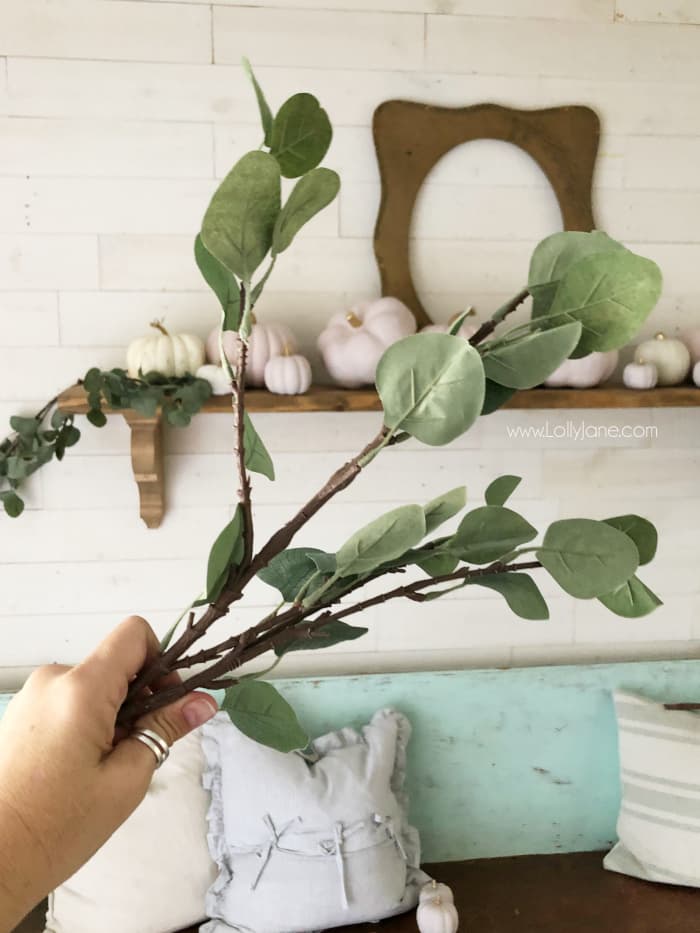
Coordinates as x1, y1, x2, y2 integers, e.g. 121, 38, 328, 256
104, 692, 218, 813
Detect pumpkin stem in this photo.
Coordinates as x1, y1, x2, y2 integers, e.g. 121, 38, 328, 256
251, 311, 257, 326
150, 319, 169, 336
655, 332, 665, 340
346, 311, 362, 328
282, 344, 291, 357
448, 306, 475, 323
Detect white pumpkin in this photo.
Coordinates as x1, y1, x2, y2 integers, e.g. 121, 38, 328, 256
127, 322, 205, 379
544, 350, 618, 388
318, 296, 416, 388
264, 352, 312, 396
421, 308, 478, 341
634, 332, 691, 386
196, 364, 231, 396
417, 896, 459, 933
693, 361, 700, 387
685, 329, 700, 363
206, 318, 298, 388
419, 880, 454, 904
623, 360, 658, 390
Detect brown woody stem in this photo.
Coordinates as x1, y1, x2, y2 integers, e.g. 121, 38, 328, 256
469, 287, 530, 347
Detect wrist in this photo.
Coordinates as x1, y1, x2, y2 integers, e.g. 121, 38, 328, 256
0, 795, 48, 931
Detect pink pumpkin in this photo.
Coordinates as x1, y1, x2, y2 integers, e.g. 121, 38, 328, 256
206, 321, 298, 387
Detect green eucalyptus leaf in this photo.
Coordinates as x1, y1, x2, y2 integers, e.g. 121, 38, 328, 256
222, 680, 308, 752
60, 424, 80, 447
336, 504, 427, 576
377, 333, 485, 446
528, 231, 625, 317
603, 514, 657, 566
6, 456, 31, 481
472, 572, 549, 620
424, 486, 467, 534
276, 620, 368, 657
538, 518, 640, 599
242, 57, 273, 147
165, 407, 192, 428
272, 168, 340, 256
51, 409, 68, 430
201, 150, 281, 281
269, 93, 332, 178
598, 575, 662, 618
481, 379, 516, 415
537, 249, 662, 356
87, 409, 107, 428
258, 547, 331, 602
10, 416, 39, 440
482, 321, 582, 389
0, 489, 24, 518
455, 505, 537, 564
206, 506, 245, 601
194, 233, 241, 331
83, 368, 102, 395
485, 475, 521, 507
417, 551, 460, 577
244, 413, 275, 480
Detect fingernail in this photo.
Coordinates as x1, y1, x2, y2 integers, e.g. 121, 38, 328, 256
183, 697, 217, 729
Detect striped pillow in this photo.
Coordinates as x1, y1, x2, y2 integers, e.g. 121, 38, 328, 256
605, 690, 700, 887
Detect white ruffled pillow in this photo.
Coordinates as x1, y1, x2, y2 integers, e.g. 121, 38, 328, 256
201, 707, 428, 933
44, 731, 215, 933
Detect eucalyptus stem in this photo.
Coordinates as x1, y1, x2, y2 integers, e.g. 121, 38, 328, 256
469, 287, 530, 347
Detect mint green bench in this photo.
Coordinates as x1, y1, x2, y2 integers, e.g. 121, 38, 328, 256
7, 659, 700, 932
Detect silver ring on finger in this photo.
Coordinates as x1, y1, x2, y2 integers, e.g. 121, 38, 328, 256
130, 727, 170, 769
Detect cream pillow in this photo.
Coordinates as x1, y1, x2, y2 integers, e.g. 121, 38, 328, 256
201, 707, 429, 933
44, 731, 215, 933
605, 690, 700, 887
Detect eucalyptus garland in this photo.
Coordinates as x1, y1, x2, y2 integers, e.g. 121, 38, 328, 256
0, 368, 212, 517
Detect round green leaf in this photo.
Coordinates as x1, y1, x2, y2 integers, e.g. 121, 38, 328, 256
528, 230, 625, 316
0, 490, 24, 518
87, 409, 107, 428
538, 249, 662, 356
222, 680, 308, 752
482, 321, 582, 389
377, 333, 485, 446
336, 504, 426, 576
201, 150, 281, 281
481, 379, 516, 415
272, 168, 340, 255
424, 486, 467, 534
538, 518, 640, 599
472, 572, 549, 620
269, 93, 332, 178
485, 475, 522, 507
603, 514, 657, 566
598, 575, 662, 618
258, 547, 330, 602
455, 505, 537, 565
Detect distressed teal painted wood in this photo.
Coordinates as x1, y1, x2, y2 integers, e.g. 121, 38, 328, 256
3, 659, 700, 862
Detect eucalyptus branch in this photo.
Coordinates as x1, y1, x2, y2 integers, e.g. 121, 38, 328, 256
469, 287, 530, 347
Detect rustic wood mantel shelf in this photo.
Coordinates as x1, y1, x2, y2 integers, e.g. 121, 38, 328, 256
57, 383, 700, 528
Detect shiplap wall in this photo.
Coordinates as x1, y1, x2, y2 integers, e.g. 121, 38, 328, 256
1, 0, 699, 688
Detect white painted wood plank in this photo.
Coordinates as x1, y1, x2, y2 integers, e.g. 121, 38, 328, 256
0, 118, 214, 178
8, 58, 700, 139
0, 234, 98, 290
213, 7, 425, 70
624, 136, 700, 190
139, 0, 613, 19
0, 0, 211, 64
0, 346, 123, 400
0, 292, 58, 346
426, 15, 700, 82
616, 0, 700, 24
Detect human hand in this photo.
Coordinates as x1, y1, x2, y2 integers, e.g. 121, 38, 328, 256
0, 615, 218, 932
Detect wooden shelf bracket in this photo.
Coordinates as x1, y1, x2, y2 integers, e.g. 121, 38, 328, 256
123, 410, 165, 529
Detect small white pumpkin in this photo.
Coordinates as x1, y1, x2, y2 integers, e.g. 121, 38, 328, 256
264, 350, 312, 396
196, 364, 231, 396
127, 321, 205, 379
206, 317, 298, 388
685, 329, 700, 363
634, 332, 691, 386
421, 307, 478, 341
623, 360, 658, 390
318, 296, 416, 388
544, 350, 618, 388
419, 880, 454, 904
693, 360, 700, 387
417, 896, 459, 933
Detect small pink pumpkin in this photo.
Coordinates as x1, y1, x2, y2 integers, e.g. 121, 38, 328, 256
317, 296, 416, 388
206, 319, 298, 388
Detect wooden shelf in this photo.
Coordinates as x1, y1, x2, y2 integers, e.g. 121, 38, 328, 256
57, 382, 700, 528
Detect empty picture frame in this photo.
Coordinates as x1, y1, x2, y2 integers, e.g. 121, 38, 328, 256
372, 101, 600, 327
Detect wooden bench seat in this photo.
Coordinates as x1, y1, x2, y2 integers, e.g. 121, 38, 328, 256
17, 851, 700, 933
